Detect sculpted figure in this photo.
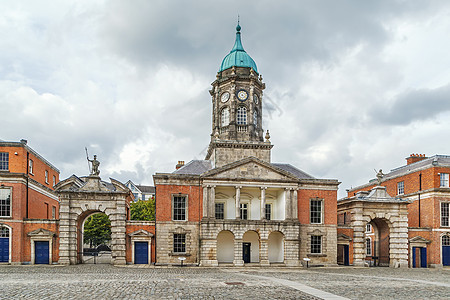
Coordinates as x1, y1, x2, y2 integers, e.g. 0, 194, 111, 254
376, 169, 384, 185
88, 155, 100, 176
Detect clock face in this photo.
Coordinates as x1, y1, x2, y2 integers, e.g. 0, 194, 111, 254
253, 94, 259, 104
237, 89, 248, 101
221, 92, 230, 103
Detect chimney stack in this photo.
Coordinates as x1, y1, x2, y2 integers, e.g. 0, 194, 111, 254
20, 139, 27, 145
406, 153, 427, 165
175, 161, 185, 170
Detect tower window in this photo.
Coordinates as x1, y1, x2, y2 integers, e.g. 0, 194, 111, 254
237, 107, 247, 125
253, 110, 258, 128
221, 107, 230, 127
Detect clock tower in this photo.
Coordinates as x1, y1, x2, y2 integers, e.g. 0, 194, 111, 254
206, 23, 273, 168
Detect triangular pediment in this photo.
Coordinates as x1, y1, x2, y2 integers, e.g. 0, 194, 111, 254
202, 157, 299, 182
28, 228, 55, 237
409, 236, 431, 244
128, 229, 153, 237
337, 233, 352, 242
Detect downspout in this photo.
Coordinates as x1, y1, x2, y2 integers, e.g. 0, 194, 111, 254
418, 173, 422, 227
26, 151, 29, 219
198, 177, 202, 266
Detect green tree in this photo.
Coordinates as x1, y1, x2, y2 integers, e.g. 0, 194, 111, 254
83, 213, 111, 248
130, 197, 155, 221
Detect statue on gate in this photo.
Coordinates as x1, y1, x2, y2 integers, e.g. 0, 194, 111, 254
85, 148, 100, 176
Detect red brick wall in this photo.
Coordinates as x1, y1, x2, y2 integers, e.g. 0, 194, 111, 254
298, 189, 337, 225
155, 184, 202, 222
125, 223, 156, 263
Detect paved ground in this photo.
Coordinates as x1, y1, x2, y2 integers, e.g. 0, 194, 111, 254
0, 265, 448, 299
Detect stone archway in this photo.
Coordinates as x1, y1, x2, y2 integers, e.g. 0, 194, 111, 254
268, 231, 284, 263
217, 230, 234, 263
55, 175, 131, 265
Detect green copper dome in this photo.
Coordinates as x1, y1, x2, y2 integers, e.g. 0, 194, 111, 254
219, 24, 258, 73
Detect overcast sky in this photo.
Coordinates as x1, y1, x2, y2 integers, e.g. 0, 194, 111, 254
2, 0, 450, 198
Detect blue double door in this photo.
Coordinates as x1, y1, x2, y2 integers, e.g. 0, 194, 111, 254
0, 237, 9, 262
412, 247, 427, 268
134, 242, 149, 264
35, 241, 49, 264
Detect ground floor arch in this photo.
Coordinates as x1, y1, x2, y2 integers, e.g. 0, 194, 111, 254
79, 211, 112, 264
0, 224, 11, 263
217, 230, 234, 263
366, 218, 391, 266
242, 230, 259, 263
268, 231, 284, 263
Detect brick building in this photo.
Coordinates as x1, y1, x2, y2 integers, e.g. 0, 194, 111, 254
153, 24, 339, 267
340, 154, 450, 268
0, 139, 59, 264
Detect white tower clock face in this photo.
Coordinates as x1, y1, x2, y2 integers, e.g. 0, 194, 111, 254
221, 92, 230, 102
253, 94, 259, 104
237, 89, 248, 101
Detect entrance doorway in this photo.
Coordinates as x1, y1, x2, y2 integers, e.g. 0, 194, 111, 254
35, 241, 49, 264
243, 243, 251, 263
134, 242, 149, 264
443, 235, 450, 266
81, 212, 112, 264
370, 218, 390, 266
0, 226, 10, 263
412, 247, 427, 268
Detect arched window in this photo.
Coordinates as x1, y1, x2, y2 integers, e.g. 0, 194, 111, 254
237, 107, 247, 125
0, 226, 9, 237
253, 110, 258, 127
221, 107, 229, 127
443, 235, 450, 246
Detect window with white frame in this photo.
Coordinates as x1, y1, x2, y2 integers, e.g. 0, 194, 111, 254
310, 235, 322, 254
397, 181, 404, 195
52, 206, 56, 219
240, 203, 248, 220
443, 235, 450, 246
29, 159, 33, 174
265, 203, 272, 220
0, 226, 9, 237
236, 107, 247, 125
441, 202, 449, 227
0, 152, 9, 171
215, 202, 224, 219
173, 233, 186, 253
440, 173, 449, 188
366, 224, 372, 233
221, 107, 230, 127
253, 110, 258, 128
173, 196, 187, 221
310, 199, 323, 224
366, 238, 372, 256
53, 175, 56, 186
0, 188, 11, 217
45, 170, 49, 184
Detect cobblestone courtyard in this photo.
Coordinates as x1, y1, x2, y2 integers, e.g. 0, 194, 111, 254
0, 265, 448, 299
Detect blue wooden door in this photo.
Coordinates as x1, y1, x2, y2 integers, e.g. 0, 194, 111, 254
35, 241, 49, 264
443, 245, 450, 266
343, 245, 349, 266
420, 247, 427, 268
412, 247, 417, 268
0, 237, 9, 263
134, 242, 148, 264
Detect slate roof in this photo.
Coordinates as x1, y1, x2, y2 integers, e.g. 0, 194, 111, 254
136, 185, 155, 193
173, 160, 213, 175
272, 163, 315, 179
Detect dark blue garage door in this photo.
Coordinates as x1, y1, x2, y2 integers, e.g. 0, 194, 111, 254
134, 242, 148, 264
35, 241, 49, 264
0, 237, 9, 262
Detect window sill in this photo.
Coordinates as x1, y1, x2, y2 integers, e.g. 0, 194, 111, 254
170, 253, 191, 257
307, 253, 326, 257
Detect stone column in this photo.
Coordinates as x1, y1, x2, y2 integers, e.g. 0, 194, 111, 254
235, 186, 241, 219
202, 185, 209, 218
351, 208, 366, 267
111, 198, 127, 265
389, 210, 409, 268
260, 238, 270, 266
260, 187, 266, 220
58, 195, 71, 265
233, 239, 244, 266
292, 189, 298, 220
285, 188, 291, 220
209, 186, 215, 219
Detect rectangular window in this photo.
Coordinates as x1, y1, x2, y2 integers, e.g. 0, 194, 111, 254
0, 188, 11, 217
265, 203, 272, 220
366, 238, 372, 256
215, 202, 224, 219
173, 233, 186, 253
141, 194, 145, 201
0, 152, 9, 171
397, 181, 404, 195
366, 224, 372, 233
442, 202, 449, 227
45, 203, 49, 219
173, 196, 187, 221
45, 170, 49, 184
52, 206, 56, 219
310, 235, 322, 254
29, 159, 33, 174
53, 175, 56, 186
440, 173, 449, 188
310, 199, 322, 224
240, 203, 248, 220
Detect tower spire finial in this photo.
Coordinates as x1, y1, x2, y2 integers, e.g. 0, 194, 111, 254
236, 15, 241, 32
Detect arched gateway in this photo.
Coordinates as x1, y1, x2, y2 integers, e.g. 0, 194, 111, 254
55, 174, 131, 265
